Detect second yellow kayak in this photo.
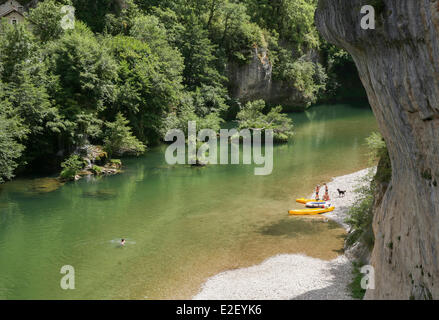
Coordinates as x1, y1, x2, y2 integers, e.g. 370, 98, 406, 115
289, 207, 335, 216
295, 198, 325, 204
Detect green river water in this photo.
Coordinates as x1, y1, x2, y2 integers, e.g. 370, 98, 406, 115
0, 104, 377, 299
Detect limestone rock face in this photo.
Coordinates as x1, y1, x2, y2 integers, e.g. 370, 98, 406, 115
316, 0, 439, 299
227, 47, 318, 109
227, 47, 273, 103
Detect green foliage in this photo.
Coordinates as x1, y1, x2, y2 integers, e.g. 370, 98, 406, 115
244, 0, 319, 50
45, 22, 117, 115
366, 131, 391, 183
71, 0, 121, 32
366, 131, 386, 163
237, 100, 294, 142
0, 105, 27, 183
104, 0, 140, 35
0, 22, 63, 165
103, 113, 146, 157
28, 0, 65, 42
0, 21, 35, 82
177, 15, 227, 91
105, 34, 183, 142
110, 159, 122, 165
345, 132, 391, 250
344, 179, 375, 248
278, 58, 327, 107
369, 0, 386, 16
349, 262, 367, 299
60, 154, 83, 180
161, 96, 224, 137
91, 165, 103, 175
208, 1, 266, 63
345, 132, 392, 273
0, 0, 355, 181
319, 42, 367, 102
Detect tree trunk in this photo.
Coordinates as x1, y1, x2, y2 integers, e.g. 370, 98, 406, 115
316, 0, 439, 299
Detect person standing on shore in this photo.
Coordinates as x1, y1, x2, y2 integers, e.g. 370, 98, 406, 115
323, 183, 330, 201
315, 185, 320, 201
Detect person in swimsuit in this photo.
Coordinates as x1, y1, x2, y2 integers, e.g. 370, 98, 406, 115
323, 183, 330, 201
315, 185, 320, 201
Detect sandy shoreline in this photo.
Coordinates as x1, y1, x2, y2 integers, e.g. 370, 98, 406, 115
193, 168, 374, 300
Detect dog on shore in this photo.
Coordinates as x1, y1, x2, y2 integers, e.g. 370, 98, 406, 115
337, 189, 347, 197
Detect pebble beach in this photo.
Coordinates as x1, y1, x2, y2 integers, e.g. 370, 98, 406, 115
193, 168, 374, 300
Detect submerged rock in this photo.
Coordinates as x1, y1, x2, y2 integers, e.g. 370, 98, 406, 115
4, 177, 65, 195
81, 189, 118, 200
63, 145, 122, 182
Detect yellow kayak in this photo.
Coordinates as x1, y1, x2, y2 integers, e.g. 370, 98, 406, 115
289, 207, 335, 216
296, 198, 325, 204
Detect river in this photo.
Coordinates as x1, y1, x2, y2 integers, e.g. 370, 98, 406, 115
0, 103, 377, 299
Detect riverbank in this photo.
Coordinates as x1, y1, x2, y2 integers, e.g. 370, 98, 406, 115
193, 168, 373, 300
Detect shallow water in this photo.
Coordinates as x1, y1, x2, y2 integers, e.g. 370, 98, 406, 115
0, 104, 377, 299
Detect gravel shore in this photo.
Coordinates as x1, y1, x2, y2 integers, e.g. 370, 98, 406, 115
319, 168, 374, 230
193, 168, 374, 300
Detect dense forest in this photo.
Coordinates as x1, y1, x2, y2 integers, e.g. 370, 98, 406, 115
0, 0, 364, 182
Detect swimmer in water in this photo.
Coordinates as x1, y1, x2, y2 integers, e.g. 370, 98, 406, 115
121, 238, 126, 247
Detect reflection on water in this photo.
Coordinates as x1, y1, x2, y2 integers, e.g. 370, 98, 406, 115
0, 104, 377, 299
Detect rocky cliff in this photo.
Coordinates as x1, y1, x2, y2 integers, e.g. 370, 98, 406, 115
227, 47, 320, 110
316, 0, 439, 299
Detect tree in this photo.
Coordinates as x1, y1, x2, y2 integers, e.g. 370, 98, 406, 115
130, 14, 184, 84
0, 21, 35, 82
237, 100, 294, 142
0, 21, 64, 165
103, 113, 146, 157
0, 114, 27, 182
60, 154, 83, 180
71, 0, 121, 32
210, 1, 265, 62
280, 59, 327, 107
244, 0, 318, 49
28, 0, 65, 43
191, 84, 228, 117
104, 0, 141, 35
0, 83, 27, 182
45, 22, 117, 116
176, 15, 226, 90
105, 34, 183, 143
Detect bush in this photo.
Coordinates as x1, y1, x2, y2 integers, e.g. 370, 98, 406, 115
60, 154, 84, 180
110, 159, 122, 165
160, 97, 224, 138
345, 181, 375, 248
0, 113, 27, 183
103, 113, 146, 157
91, 165, 103, 175
345, 132, 392, 248
236, 100, 294, 143
366, 131, 391, 183
349, 262, 367, 299
281, 59, 327, 107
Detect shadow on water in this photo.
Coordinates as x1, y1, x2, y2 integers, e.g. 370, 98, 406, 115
81, 190, 119, 200
259, 218, 340, 238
